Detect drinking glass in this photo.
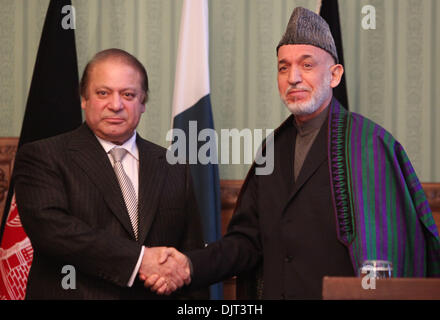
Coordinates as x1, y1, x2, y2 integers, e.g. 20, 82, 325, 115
359, 260, 393, 279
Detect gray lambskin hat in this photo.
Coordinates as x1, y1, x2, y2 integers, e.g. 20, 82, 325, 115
277, 7, 338, 63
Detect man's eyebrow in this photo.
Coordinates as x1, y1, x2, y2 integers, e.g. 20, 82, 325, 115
94, 86, 111, 90
95, 86, 138, 91
278, 54, 314, 65
298, 54, 314, 61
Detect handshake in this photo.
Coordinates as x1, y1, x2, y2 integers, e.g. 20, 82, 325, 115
138, 247, 191, 295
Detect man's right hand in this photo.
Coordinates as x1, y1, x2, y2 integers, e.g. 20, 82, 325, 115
138, 247, 191, 295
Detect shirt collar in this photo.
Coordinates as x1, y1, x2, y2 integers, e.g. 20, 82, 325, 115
96, 131, 139, 161
293, 105, 329, 137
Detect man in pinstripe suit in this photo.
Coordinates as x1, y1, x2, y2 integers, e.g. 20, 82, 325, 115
13, 49, 207, 299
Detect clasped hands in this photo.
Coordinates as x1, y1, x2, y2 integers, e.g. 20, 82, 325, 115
138, 247, 190, 295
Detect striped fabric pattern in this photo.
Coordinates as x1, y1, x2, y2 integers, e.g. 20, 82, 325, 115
328, 99, 440, 277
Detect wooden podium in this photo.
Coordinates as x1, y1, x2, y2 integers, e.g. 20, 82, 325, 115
322, 277, 440, 300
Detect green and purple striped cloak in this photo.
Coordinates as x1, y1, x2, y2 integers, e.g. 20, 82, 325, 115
328, 99, 440, 277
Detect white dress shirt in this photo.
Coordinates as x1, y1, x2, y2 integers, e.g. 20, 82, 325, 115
96, 131, 144, 287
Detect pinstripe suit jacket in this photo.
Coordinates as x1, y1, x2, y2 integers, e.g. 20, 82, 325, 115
13, 123, 206, 299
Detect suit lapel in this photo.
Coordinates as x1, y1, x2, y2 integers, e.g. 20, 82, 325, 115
67, 124, 136, 238
286, 116, 328, 206
255, 117, 296, 226
136, 136, 169, 244
276, 119, 296, 200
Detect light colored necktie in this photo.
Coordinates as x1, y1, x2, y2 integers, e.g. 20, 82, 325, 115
109, 147, 139, 240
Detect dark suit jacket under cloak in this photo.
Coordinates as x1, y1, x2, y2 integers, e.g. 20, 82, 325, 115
187, 102, 354, 300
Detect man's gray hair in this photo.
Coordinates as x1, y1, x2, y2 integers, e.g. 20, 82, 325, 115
80, 48, 149, 104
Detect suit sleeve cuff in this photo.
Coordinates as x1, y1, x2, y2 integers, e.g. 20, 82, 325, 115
127, 246, 145, 287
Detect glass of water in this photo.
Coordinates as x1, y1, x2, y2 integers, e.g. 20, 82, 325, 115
359, 260, 393, 278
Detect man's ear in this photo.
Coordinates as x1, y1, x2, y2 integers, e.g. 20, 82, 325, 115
330, 64, 344, 88
81, 97, 86, 110
141, 92, 148, 106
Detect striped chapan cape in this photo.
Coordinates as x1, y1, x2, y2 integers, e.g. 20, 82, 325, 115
328, 98, 440, 277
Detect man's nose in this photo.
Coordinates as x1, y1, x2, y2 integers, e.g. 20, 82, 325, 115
108, 93, 123, 111
288, 67, 302, 85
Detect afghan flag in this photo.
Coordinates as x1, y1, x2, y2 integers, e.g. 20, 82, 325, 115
319, 0, 349, 110
0, 0, 82, 300
171, 0, 223, 299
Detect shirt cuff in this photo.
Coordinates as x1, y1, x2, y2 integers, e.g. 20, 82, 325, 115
127, 245, 145, 287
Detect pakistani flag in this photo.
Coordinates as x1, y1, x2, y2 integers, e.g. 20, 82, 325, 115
171, 0, 222, 299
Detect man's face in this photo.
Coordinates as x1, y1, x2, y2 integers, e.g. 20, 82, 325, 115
81, 58, 146, 145
277, 44, 342, 118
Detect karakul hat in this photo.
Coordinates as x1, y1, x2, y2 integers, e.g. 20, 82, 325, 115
277, 7, 338, 63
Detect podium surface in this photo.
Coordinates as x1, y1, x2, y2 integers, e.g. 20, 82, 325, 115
322, 277, 440, 300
